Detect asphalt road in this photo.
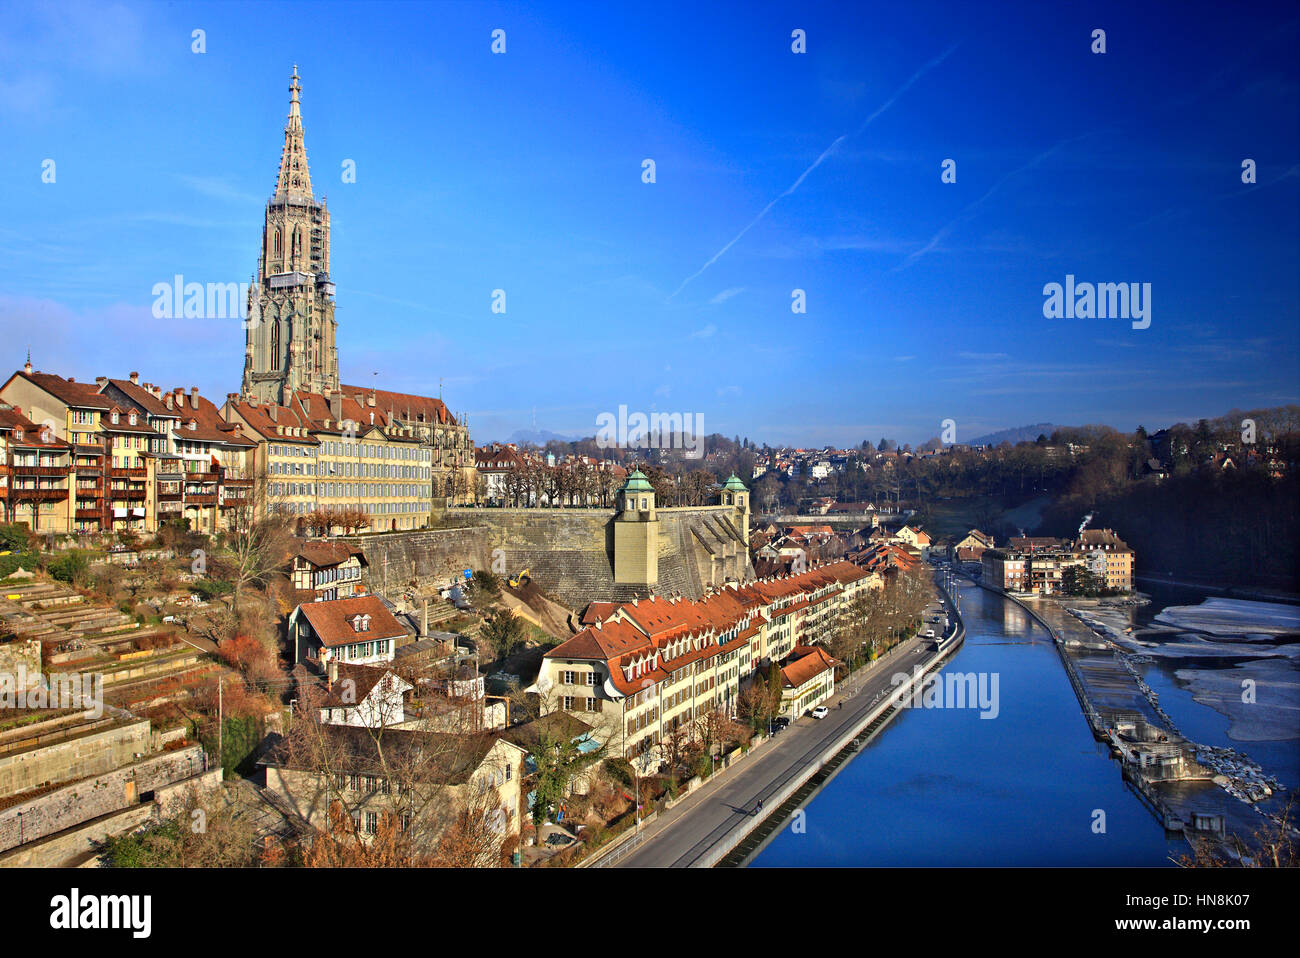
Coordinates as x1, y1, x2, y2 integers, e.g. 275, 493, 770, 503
609, 632, 941, 867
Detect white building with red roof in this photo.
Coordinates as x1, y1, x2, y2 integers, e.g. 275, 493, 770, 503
538, 560, 878, 767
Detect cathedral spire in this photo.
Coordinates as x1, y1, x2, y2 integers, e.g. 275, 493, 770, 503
275, 65, 313, 200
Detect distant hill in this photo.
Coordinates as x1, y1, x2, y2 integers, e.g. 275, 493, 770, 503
968, 423, 1068, 447
502, 428, 583, 446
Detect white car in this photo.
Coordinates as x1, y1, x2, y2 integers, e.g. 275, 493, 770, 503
811, 705, 830, 719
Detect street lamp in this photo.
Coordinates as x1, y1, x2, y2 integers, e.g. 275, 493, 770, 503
633, 762, 641, 833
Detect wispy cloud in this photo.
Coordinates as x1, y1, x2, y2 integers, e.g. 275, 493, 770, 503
174, 174, 262, 207
709, 287, 746, 304
690, 323, 717, 339
957, 351, 1010, 361
895, 135, 1086, 271
669, 43, 959, 298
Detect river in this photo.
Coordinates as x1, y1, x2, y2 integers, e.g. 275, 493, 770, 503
752, 579, 1192, 866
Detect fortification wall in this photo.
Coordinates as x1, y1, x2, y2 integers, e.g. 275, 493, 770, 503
342, 526, 493, 597
0, 743, 208, 854
0, 718, 152, 797
342, 506, 753, 611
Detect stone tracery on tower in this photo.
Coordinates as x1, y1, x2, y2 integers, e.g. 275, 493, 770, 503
241, 66, 339, 404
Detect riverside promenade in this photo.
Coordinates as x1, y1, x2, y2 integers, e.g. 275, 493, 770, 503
597, 571, 965, 868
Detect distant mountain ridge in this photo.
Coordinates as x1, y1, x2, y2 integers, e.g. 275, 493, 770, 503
500, 428, 584, 446
967, 423, 1068, 446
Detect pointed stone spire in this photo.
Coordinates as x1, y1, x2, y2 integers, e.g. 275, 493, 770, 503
275, 65, 313, 200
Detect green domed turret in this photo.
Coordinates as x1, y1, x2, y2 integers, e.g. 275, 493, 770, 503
621, 469, 654, 494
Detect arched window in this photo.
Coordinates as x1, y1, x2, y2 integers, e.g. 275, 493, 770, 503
271, 322, 281, 371
273, 228, 282, 257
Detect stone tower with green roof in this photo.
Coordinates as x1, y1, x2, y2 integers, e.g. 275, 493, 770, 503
721, 473, 751, 543
614, 469, 658, 586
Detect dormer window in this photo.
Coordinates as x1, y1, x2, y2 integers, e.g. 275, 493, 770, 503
128, 411, 137, 425
188, 420, 197, 431
111, 411, 120, 425
13, 427, 22, 441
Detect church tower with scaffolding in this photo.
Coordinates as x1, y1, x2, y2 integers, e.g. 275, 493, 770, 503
241, 66, 340, 404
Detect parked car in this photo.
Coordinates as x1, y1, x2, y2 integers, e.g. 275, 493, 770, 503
811, 705, 830, 719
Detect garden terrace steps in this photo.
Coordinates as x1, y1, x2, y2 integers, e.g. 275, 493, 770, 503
6, 582, 85, 608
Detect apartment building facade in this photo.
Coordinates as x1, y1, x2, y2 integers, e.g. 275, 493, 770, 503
224, 389, 435, 532
539, 560, 878, 770
0, 366, 256, 535
981, 530, 1135, 595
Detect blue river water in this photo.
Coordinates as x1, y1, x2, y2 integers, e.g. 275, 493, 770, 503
752, 580, 1187, 866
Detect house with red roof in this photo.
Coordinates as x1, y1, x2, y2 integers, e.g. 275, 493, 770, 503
537, 559, 878, 766
290, 593, 408, 672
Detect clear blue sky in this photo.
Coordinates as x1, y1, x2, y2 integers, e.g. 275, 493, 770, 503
1, 0, 1296, 447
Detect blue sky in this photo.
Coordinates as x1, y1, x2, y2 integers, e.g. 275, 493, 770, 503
1, 0, 1297, 447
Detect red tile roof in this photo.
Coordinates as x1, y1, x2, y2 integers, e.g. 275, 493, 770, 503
579, 601, 619, 626
297, 540, 368, 569
295, 594, 407, 648
782, 646, 836, 688
0, 406, 68, 448
339, 384, 455, 427
7, 371, 112, 409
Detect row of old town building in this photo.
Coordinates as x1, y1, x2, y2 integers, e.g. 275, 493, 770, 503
0, 361, 475, 536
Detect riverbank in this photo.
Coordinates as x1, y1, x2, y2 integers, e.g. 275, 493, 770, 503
603, 575, 965, 867
719, 574, 968, 866
1134, 572, 1300, 606
753, 578, 1183, 866
994, 586, 1288, 852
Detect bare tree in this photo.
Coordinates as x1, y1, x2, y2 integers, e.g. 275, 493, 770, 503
219, 470, 294, 614
272, 692, 518, 868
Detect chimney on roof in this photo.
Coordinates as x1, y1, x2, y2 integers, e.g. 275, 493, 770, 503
129, 372, 139, 385
367, 392, 376, 408
95, 376, 107, 387
227, 393, 239, 404
269, 406, 278, 422
327, 657, 338, 685
67, 377, 75, 383
329, 391, 341, 420
164, 392, 173, 411
190, 387, 199, 409
24, 358, 32, 375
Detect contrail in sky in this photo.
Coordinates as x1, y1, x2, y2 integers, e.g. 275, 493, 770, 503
893, 135, 1085, 271
669, 42, 960, 300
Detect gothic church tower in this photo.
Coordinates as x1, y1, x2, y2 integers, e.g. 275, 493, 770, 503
241, 66, 340, 403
